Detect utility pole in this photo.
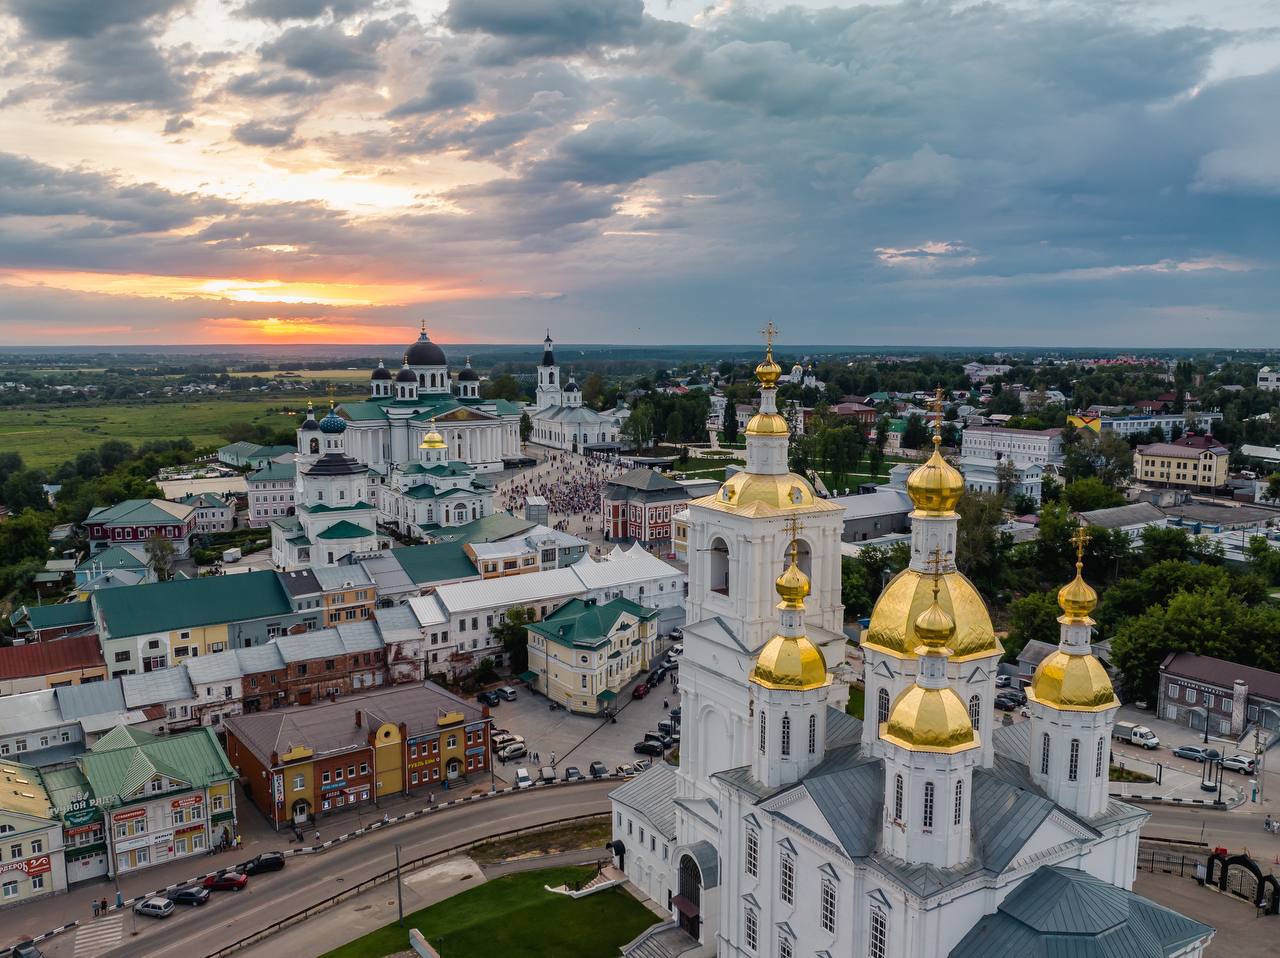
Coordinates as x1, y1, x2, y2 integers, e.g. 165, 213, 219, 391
395, 843, 404, 927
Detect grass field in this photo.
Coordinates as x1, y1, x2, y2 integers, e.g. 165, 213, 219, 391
318, 866, 656, 958
0, 395, 361, 469
225, 368, 375, 381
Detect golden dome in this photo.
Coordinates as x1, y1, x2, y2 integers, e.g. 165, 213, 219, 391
755, 346, 782, 389
718, 470, 817, 512
912, 590, 956, 650
775, 558, 810, 610
1029, 650, 1117, 711
1058, 562, 1098, 622
745, 411, 789, 436
906, 436, 964, 515
882, 685, 977, 752
750, 634, 829, 691
420, 418, 446, 450
864, 568, 1002, 660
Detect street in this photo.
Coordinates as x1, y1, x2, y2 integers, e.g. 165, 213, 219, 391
33, 782, 616, 958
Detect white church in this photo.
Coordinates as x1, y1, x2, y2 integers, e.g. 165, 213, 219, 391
528, 331, 628, 452
609, 335, 1213, 958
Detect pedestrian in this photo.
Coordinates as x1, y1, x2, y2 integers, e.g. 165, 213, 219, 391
100, 898, 107, 915
429, 791, 434, 805
314, 830, 321, 843
92, 899, 100, 917
550, 751, 556, 765
663, 699, 669, 710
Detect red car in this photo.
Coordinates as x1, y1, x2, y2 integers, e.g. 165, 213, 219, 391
203, 871, 248, 891
632, 683, 650, 699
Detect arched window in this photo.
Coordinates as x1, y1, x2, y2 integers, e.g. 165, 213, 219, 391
869, 905, 888, 958
808, 714, 817, 754
893, 774, 904, 822
781, 713, 791, 757
954, 780, 965, 825
707, 537, 730, 596
1068, 739, 1080, 782
1096, 736, 1106, 778
309, 438, 319, 455
922, 782, 935, 830
877, 688, 890, 725
745, 829, 759, 877
759, 711, 767, 754
967, 694, 981, 729
1040, 733, 1051, 775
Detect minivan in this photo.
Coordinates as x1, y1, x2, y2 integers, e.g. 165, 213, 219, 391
514, 767, 533, 789
498, 742, 527, 761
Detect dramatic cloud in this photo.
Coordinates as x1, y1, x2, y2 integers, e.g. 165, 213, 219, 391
259, 21, 394, 78
236, 0, 376, 22
4, 0, 189, 40
231, 115, 303, 147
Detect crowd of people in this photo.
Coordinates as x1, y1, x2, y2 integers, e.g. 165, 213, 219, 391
497, 451, 625, 538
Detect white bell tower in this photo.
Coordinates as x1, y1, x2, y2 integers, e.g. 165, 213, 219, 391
536, 331, 561, 409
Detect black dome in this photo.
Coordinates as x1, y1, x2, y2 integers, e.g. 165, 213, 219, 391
564, 381, 580, 392
300, 418, 320, 431
406, 331, 447, 366
459, 366, 479, 382
396, 366, 417, 383
371, 363, 392, 380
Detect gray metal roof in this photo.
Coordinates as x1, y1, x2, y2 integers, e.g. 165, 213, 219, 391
803, 749, 883, 859
1077, 502, 1166, 529
373, 605, 420, 641
610, 760, 679, 839
56, 679, 127, 721
236, 644, 286, 673
185, 649, 244, 684
949, 865, 1213, 958
313, 565, 374, 591
278, 569, 321, 597
969, 767, 1060, 874
335, 620, 384, 654
683, 840, 719, 889
359, 554, 416, 597
122, 667, 194, 708
0, 689, 63, 734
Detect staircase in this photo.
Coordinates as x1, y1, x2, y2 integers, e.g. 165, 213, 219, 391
621, 921, 702, 958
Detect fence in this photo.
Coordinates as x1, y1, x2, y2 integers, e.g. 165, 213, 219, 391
1136, 845, 1205, 879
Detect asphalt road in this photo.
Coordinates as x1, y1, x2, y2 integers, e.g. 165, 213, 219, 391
45, 782, 616, 958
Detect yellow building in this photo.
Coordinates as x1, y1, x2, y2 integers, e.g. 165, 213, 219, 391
1134, 441, 1228, 491
0, 762, 67, 903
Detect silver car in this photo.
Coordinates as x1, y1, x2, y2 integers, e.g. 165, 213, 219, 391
134, 897, 175, 919
1220, 754, 1256, 774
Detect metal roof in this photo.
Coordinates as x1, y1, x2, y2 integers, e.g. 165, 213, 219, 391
373, 605, 421, 642
1076, 502, 1166, 529
391, 541, 479, 586
0, 635, 103, 680
236, 643, 286, 674
80, 725, 235, 799
23, 600, 94, 630
55, 679, 127, 721
87, 498, 194, 527
0, 689, 63, 735
610, 761, 679, 838
312, 565, 374, 591
94, 570, 293, 638
121, 667, 194, 708
185, 649, 245, 684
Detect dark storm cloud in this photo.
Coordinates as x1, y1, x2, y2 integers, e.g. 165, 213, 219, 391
225, 70, 327, 98
235, 0, 376, 22
530, 116, 712, 186
54, 25, 197, 109
259, 20, 396, 78
443, 0, 671, 62
3, 0, 189, 40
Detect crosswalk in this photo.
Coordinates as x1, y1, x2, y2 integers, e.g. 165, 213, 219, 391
74, 913, 123, 958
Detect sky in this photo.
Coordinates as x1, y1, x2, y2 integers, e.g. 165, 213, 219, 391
1, 0, 1279, 348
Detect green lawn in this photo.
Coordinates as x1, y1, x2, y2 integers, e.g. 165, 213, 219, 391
0, 394, 363, 468
846, 684, 865, 720
318, 866, 657, 958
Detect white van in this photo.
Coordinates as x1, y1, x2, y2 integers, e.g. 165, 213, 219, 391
514, 768, 533, 789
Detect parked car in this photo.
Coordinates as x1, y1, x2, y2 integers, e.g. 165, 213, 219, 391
1220, 754, 1256, 774
994, 697, 1018, 712
135, 897, 176, 918
1001, 689, 1027, 706
1113, 722, 1160, 749
167, 886, 211, 907
632, 759, 651, 772
632, 682, 651, 699
615, 763, 638, 776
498, 742, 528, 761
670, 641, 684, 655
477, 690, 500, 707
514, 767, 533, 789
1171, 745, 1220, 763
563, 766, 583, 782
204, 871, 248, 891
538, 766, 557, 784
11, 942, 44, 958
657, 720, 680, 737
643, 731, 674, 749
240, 852, 285, 875
497, 686, 518, 701
995, 674, 1011, 688
589, 761, 608, 779
492, 732, 523, 750
634, 740, 665, 756
669, 628, 683, 641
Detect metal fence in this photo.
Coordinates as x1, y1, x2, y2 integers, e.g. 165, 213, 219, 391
1136, 847, 1203, 879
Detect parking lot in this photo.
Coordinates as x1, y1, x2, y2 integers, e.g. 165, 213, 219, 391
486, 669, 682, 782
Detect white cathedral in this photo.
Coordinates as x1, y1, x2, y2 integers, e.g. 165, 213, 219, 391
609, 336, 1213, 958
528, 331, 628, 452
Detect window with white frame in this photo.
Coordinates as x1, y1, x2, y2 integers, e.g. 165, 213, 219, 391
954, 780, 964, 825
1095, 736, 1105, 778
968, 694, 981, 729
1040, 733, 1051, 775
820, 878, 836, 933
922, 781, 935, 831
893, 774, 903, 822
778, 935, 793, 958
779, 852, 795, 905
759, 711, 767, 753
745, 829, 758, 877
869, 904, 888, 958
1068, 739, 1080, 782
808, 714, 817, 754
877, 687, 890, 725
781, 713, 791, 757
744, 907, 758, 951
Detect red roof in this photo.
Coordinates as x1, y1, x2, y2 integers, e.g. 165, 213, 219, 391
0, 634, 104, 681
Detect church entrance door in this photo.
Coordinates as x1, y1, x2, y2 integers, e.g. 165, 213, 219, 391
674, 854, 701, 940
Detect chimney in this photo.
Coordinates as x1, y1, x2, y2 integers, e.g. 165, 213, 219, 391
355, 709, 363, 727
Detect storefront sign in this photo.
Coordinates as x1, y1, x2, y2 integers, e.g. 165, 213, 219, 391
112, 807, 147, 823
114, 834, 151, 853
170, 795, 203, 810
56, 797, 105, 827
66, 824, 101, 838
272, 774, 284, 804
0, 855, 51, 877
174, 823, 205, 837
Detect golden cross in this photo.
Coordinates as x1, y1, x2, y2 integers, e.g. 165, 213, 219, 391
784, 514, 804, 563
420, 318, 428, 334
926, 546, 945, 601
326, 383, 336, 408
761, 320, 778, 351
1071, 526, 1090, 562
931, 385, 945, 440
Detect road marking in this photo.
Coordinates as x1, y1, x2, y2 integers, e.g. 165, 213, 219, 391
74, 914, 124, 957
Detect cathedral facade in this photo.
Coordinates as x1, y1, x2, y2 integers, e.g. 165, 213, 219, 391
609, 338, 1213, 958
528, 332, 627, 452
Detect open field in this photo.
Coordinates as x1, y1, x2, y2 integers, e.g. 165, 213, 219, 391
225, 368, 375, 381
0, 394, 362, 468
319, 866, 655, 958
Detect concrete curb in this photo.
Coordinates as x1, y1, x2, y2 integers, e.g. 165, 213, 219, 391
1113, 793, 1229, 809
0, 773, 631, 958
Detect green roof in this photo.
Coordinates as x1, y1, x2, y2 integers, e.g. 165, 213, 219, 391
315, 519, 375, 540
302, 501, 376, 513
392, 541, 477, 585
405, 485, 438, 500
177, 493, 229, 509
527, 597, 656, 650
25, 600, 94, 630
76, 548, 148, 575
423, 463, 474, 478
93, 570, 292, 638
493, 399, 523, 416
247, 461, 296, 482
80, 725, 235, 801
431, 512, 536, 545
87, 498, 194, 526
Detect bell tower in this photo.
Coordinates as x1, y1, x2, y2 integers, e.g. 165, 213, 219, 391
536, 330, 561, 409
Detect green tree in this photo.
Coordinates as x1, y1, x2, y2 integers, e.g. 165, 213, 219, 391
1138, 527, 1199, 564
955, 491, 1008, 593
1245, 536, 1280, 585
493, 607, 535, 674
840, 544, 910, 618
622, 405, 654, 450
483, 374, 525, 402
995, 459, 1018, 498
0, 509, 53, 566
722, 407, 739, 444
1063, 477, 1124, 512
519, 412, 533, 444
581, 372, 605, 408
665, 408, 685, 443
2, 469, 49, 512
1040, 473, 1062, 503
145, 532, 176, 581
869, 416, 890, 477
901, 414, 929, 450
1266, 473, 1280, 502
1004, 591, 1061, 662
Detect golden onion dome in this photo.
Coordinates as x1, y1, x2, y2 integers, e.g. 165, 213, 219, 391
1058, 561, 1098, 622
1029, 650, 1117, 711
906, 436, 964, 515
750, 634, 829, 691
718, 470, 817, 512
882, 685, 977, 752
864, 568, 1002, 660
755, 346, 782, 388
775, 559, 810, 610
912, 591, 956, 650
420, 419, 446, 450
745, 411, 789, 436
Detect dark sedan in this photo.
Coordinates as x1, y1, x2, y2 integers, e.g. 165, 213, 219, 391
240, 852, 286, 875
634, 740, 665, 757
167, 886, 211, 907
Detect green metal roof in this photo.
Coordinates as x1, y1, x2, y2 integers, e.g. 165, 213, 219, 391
24, 600, 94, 629
597, 689, 618, 701
79, 726, 235, 801
177, 493, 229, 509
405, 485, 438, 500
247, 461, 296, 482
93, 570, 292, 638
76, 548, 148, 574
87, 498, 194, 526
431, 512, 536, 544
316, 519, 375, 540
302, 501, 376, 513
527, 597, 656, 650
392, 541, 477, 585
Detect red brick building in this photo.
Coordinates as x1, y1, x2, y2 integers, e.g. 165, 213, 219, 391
601, 468, 690, 545
86, 499, 197, 557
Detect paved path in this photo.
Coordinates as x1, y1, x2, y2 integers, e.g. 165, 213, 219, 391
27, 782, 616, 958
1134, 870, 1274, 958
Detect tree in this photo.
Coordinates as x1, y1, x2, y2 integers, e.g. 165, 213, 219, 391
483, 374, 524, 402
1266, 472, 1280, 503
869, 416, 889, 477
1085, 431, 1133, 486
1245, 536, 1280, 585
722, 407, 739, 444
1004, 591, 1061, 662
1040, 473, 1062, 503
519, 412, 533, 444
622, 405, 654, 450
493, 607, 535, 674
145, 532, 176, 581
995, 459, 1018, 498
901, 414, 929, 450
1063, 477, 1124, 512
581, 372, 605, 408
840, 543, 910, 617
955, 491, 1008, 593
665, 408, 685, 443
0, 509, 53, 566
